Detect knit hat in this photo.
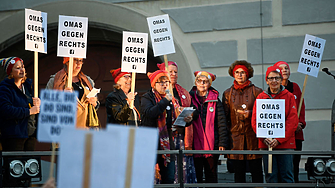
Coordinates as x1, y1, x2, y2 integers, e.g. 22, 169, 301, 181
274, 61, 290, 76
228, 60, 254, 78
110, 68, 130, 83
194, 71, 216, 86
63, 57, 69, 64
157, 61, 178, 71
265, 65, 283, 81
147, 70, 169, 88
0, 57, 23, 75
233, 65, 249, 78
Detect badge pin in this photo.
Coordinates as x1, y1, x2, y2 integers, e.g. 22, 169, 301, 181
209, 107, 214, 112
242, 104, 247, 109
182, 95, 186, 99
166, 106, 171, 110
10, 60, 16, 64
294, 95, 297, 99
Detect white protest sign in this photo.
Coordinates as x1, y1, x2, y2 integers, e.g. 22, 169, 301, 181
37, 89, 77, 143
297, 34, 326, 77
147, 14, 175, 57
57, 125, 158, 188
121, 31, 148, 73
256, 99, 285, 138
57, 15, 88, 58
25, 9, 47, 53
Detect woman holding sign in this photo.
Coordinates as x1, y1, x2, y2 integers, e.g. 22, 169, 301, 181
274, 61, 306, 183
46, 57, 99, 129
141, 70, 193, 184
106, 68, 140, 126
251, 65, 298, 184
222, 60, 263, 184
190, 71, 229, 185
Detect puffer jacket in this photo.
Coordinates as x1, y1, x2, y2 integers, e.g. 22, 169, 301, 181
0, 78, 33, 139
223, 83, 263, 160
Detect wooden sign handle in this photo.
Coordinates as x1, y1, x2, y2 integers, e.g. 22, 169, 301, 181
82, 133, 93, 188
34, 51, 38, 98
129, 72, 136, 109
163, 55, 174, 97
268, 138, 273, 174
297, 74, 308, 118
49, 143, 56, 178
67, 57, 74, 88
125, 128, 136, 188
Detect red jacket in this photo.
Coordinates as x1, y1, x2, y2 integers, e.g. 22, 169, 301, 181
251, 87, 299, 149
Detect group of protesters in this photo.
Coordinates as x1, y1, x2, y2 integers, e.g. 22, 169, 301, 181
0, 56, 305, 187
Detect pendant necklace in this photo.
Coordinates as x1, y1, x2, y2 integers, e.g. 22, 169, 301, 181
73, 82, 83, 89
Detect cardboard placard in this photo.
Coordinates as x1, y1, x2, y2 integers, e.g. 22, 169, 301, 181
147, 14, 175, 57
121, 31, 148, 73
25, 8, 47, 53
37, 89, 78, 143
57, 15, 88, 58
297, 34, 326, 77
57, 125, 158, 188
256, 99, 285, 138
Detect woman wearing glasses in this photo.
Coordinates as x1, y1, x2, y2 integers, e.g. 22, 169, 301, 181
141, 70, 192, 184
189, 71, 228, 184
251, 65, 298, 184
105, 68, 140, 126
46, 57, 99, 129
222, 60, 263, 183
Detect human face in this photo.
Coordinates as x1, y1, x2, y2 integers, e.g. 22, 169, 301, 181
117, 74, 132, 93
234, 68, 248, 85
154, 77, 170, 94
69, 58, 83, 76
266, 72, 282, 93
195, 75, 210, 95
10, 60, 25, 81
168, 65, 178, 86
279, 64, 290, 80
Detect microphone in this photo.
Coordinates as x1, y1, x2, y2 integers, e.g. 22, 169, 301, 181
165, 89, 170, 94
322, 67, 335, 79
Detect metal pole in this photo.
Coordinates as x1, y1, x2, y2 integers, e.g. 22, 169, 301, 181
178, 149, 184, 188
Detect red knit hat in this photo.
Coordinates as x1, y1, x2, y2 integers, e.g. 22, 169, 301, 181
157, 61, 178, 70
194, 71, 216, 86
274, 61, 290, 76
110, 68, 130, 83
0, 57, 23, 75
233, 64, 249, 78
63, 57, 69, 64
147, 70, 169, 88
265, 65, 283, 81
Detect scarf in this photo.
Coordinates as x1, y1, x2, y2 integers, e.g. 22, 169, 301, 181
175, 83, 191, 107
233, 80, 251, 90
53, 68, 93, 91
192, 88, 218, 158
153, 89, 180, 166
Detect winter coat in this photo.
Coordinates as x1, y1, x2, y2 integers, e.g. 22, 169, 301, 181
105, 88, 140, 126
189, 86, 229, 151
251, 86, 299, 149
0, 78, 33, 139
223, 83, 263, 160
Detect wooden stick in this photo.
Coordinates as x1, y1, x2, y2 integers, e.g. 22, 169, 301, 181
163, 55, 174, 97
82, 133, 93, 188
34, 51, 38, 98
67, 57, 74, 88
49, 143, 56, 178
297, 74, 308, 118
125, 128, 136, 188
129, 72, 136, 109
268, 138, 273, 174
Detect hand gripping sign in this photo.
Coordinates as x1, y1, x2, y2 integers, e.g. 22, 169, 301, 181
57, 125, 158, 188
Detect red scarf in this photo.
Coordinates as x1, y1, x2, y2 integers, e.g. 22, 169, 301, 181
233, 80, 250, 90
153, 89, 180, 166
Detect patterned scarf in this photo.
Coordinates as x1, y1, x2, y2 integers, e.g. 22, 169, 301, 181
233, 80, 250, 90
53, 68, 92, 91
153, 89, 180, 166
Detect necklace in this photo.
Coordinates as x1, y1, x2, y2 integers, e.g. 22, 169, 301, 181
73, 82, 83, 89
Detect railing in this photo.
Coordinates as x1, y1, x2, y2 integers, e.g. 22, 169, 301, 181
2, 150, 335, 187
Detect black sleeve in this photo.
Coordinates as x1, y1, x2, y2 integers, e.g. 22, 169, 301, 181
141, 94, 170, 120
105, 94, 131, 123
217, 98, 229, 149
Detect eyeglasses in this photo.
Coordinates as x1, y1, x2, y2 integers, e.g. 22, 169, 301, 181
234, 71, 246, 75
123, 75, 131, 80
156, 81, 171, 86
267, 76, 282, 81
196, 79, 209, 85
74, 59, 84, 64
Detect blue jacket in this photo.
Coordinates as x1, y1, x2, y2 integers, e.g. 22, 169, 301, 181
0, 78, 33, 139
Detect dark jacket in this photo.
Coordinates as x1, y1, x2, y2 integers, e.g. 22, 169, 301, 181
189, 86, 229, 150
105, 88, 140, 126
0, 78, 33, 139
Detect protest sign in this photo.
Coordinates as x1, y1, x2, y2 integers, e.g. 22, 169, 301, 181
25, 9, 47, 53
256, 99, 285, 138
147, 14, 175, 57
297, 34, 326, 78
121, 31, 148, 74
37, 89, 78, 143
57, 15, 88, 58
57, 125, 158, 188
